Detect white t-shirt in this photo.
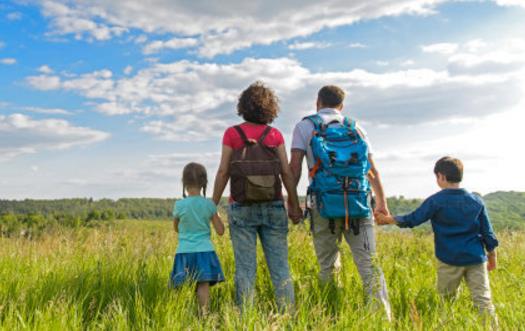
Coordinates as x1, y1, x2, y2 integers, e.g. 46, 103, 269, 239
291, 108, 374, 170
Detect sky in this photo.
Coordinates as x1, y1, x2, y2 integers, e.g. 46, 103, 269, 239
0, 0, 524, 200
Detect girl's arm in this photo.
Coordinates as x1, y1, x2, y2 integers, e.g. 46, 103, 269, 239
173, 218, 179, 232
211, 213, 225, 236
212, 145, 233, 205
276, 144, 302, 223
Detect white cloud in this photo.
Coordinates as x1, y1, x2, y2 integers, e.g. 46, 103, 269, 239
400, 59, 415, 66
347, 43, 367, 48
26, 58, 309, 118
23, 106, 73, 115
26, 39, 525, 142
463, 39, 488, 53
448, 38, 525, 75
0, 58, 16, 65
421, 42, 458, 55
40, 0, 127, 41
288, 41, 332, 50
494, 0, 525, 8
38, 65, 53, 74
375, 60, 390, 66
141, 115, 230, 142
123, 65, 133, 75
143, 37, 199, 54
0, 114, 109, 161
6, 12, 22, 21
26, 75, 61, 90
36, 0, 450, 57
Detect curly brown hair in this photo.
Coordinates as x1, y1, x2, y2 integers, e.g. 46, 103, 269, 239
237, 81, 280, 124
182, 162, 208, 197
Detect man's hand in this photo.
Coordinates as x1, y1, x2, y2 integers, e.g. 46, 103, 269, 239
487, 251, 497, 271
374, 212, 396, 225
374, 200, 390, 217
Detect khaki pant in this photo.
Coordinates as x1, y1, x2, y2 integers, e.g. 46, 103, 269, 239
311, 208, 391, 320
437, 260, 498, 327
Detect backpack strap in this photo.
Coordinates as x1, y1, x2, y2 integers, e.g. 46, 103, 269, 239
233, 125, 250, 146
257, 126, 272, 144
303, 114, 323, 132
343, 117, 356, 131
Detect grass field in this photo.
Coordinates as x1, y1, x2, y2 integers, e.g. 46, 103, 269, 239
0, 220, 524, 330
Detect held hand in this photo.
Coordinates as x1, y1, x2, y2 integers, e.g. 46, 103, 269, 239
374, 201, 390, 218
288, 206, 303, 224
286, 199, 303, 224
374, 212, 395, 225
374, 212, 387, 225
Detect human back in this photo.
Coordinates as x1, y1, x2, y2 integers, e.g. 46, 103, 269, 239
211, 81, 302, 311
174, 195, 216, 254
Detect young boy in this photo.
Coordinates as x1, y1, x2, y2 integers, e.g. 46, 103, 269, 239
376, 156, 499, 322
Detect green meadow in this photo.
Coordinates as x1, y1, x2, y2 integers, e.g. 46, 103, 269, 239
1, 219, 523, 330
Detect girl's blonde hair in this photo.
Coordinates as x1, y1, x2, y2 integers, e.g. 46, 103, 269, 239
182, 162, 208, 197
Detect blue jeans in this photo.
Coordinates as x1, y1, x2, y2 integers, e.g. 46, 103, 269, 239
228, 200, 295, 310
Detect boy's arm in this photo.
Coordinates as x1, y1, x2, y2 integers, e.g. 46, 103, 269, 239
392, 197, 436, 228
478, 202, 499, 253
173, 218, 179, 233
211, 213, 225, 236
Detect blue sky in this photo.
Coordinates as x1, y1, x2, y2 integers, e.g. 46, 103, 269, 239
1, 0, 524, 199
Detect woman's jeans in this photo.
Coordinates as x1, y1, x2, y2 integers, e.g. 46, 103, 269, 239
228, 200, 295, 311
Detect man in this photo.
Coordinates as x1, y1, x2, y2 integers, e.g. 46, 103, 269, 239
289, 85, 391, 319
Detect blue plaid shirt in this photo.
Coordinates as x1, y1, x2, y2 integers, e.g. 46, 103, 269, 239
395, 188, 499, 266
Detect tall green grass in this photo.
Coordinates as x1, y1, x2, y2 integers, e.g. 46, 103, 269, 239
0, 220, 523, 330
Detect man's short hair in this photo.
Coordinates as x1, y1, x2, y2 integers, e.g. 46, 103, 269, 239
434, 156, 463, 183
318, 85, 345, 108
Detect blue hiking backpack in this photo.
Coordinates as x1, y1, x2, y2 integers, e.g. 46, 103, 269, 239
305, 114, 372, 234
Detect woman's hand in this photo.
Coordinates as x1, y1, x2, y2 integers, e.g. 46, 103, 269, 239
287, 202, 303, 224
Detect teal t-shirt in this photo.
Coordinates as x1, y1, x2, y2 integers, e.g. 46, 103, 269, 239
173, 196, 217, 254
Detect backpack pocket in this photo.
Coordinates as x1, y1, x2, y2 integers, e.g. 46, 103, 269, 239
318, 190, 370, 220
245, 175, 276, 202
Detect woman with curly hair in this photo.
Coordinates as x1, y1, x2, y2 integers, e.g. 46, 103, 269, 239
212, 81, 302, 311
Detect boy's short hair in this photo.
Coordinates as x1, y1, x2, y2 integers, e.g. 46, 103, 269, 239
237, 81, 280, 124
318, 85, 345, 108
434, 156, 463, 183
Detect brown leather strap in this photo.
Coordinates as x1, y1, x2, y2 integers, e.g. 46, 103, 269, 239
258, 126, 272, 144
233, 125, 250, 146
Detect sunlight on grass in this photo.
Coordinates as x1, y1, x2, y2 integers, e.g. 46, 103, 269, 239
0, 220, 523, 330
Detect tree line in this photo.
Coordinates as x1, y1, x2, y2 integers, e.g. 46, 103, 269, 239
1, 192, 523, 238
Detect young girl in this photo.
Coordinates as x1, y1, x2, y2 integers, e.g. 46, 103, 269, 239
170, 162, 225, 314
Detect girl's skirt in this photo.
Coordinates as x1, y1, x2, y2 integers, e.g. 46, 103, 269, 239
169, 251, 225, 287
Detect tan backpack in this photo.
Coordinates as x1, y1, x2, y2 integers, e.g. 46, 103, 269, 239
229, 125, 282, 203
